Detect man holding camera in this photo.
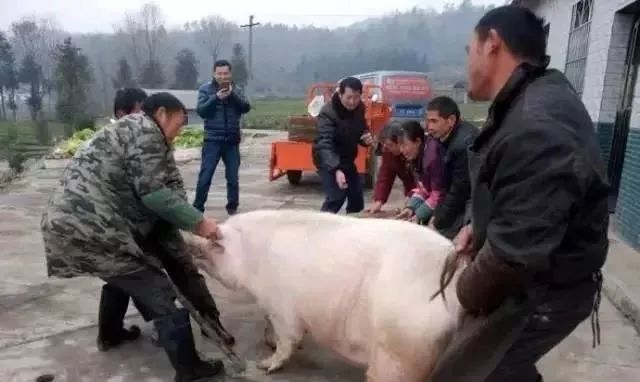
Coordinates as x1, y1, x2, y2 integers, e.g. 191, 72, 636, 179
193, 59, 251, 215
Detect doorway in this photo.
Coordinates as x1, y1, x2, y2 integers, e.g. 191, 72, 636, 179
608, 13, 640, 212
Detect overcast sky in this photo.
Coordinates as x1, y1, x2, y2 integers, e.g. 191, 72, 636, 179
0, 0, 504, 33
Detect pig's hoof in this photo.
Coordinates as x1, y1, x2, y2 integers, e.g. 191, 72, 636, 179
257, 358, 272, 370
266, 363, 284, 374
257, 358, 284, 374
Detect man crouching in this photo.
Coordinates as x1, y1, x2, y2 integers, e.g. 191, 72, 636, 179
40, 92, 231, 382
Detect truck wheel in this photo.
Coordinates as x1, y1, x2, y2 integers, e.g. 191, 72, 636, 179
286, 170, 302, 185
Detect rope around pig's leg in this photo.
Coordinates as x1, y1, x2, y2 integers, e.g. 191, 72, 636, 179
166, 276, 247, 375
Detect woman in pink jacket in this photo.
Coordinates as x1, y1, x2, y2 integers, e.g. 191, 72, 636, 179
396, 120, 446, 225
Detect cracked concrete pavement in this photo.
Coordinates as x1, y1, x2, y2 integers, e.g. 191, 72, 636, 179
1, 130, 640, 381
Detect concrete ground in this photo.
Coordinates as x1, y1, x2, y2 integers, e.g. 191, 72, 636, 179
1, 130, 640, 382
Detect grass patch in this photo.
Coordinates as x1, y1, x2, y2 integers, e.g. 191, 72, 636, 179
0, 121, 70, 161
244, 98, 306, 130
173, 128, 204, 149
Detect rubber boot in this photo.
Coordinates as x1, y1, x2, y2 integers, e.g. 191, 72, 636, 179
154, 308, 225, 382
96, 284, 141, 352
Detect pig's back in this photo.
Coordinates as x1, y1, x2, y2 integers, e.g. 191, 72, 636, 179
223, 209, 455, 289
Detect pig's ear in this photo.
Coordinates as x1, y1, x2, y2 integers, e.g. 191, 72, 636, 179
213, 224, 231, 247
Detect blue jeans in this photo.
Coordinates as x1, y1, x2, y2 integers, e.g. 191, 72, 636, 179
319, 164, 364, 214
193, 140, 240, 213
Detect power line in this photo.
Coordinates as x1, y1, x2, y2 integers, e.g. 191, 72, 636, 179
240, 14, 260, 89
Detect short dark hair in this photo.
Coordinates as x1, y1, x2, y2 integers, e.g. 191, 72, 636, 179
113, 88, 148, 116
339, 77, 363, 94
214, 59, 232, 71
400, 120, 425, 143
141, 92, 187, 117
427, 96, 460, 122
475, 5, 547, 64
379, 121, 404, 143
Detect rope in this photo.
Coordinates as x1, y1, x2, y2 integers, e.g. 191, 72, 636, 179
591, 270, 603, 348
165, 275, 247, 375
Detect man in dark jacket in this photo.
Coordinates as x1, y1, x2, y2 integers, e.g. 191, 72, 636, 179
193, 59, 251, 215
425, 96, 479, 239
451, 6, 609, 382
367, 121, 416, 213
312, 77, 374, 213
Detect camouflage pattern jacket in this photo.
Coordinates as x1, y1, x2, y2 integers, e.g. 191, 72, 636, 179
41, 113, 189, 279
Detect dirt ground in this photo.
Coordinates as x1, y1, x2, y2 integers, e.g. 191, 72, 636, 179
1, 130, 639, 382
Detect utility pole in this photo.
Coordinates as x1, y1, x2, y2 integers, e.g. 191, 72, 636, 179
241, 15, 260, 92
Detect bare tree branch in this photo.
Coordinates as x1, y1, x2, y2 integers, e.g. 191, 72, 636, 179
194, 15, 234, 65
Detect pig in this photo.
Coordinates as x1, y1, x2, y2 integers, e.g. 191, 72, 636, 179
185, 209, 466, 382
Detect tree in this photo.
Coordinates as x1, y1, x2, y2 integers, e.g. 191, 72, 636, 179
230, 43, 248, 89
115, 13, 144, 73
194, 15, 234, 65
54, 37, 93, 126
139, 59, 165, 88
112, 57, 136, 88
173, 48, 198, 89
0, 32, 19, 120
115, 3, 167, 79
19, 54, 43, 121
11, 17, 60, 113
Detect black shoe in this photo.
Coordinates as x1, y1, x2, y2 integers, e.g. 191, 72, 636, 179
155, 309, 225, 382
226, 209, 237, 216
96, 284, 141, 352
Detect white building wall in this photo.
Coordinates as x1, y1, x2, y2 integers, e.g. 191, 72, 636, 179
522, 0, 640, 249
525, 0, 637, 123
583, 0, 636, 123
528, 0, 574, 70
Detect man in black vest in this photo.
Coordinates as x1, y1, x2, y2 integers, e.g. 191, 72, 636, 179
449, 5, 609, 382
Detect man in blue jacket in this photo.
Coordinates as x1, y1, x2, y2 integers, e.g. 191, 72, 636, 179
193, 59, 251, 215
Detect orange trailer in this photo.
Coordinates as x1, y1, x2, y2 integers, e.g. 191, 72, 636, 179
269, 83, 392, 187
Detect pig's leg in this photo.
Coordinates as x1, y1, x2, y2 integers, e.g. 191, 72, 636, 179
366, 328, 454, 382
263, 315, 276, 350
257, 313, 304, 373
264, 315, 305, 351
366, 346, 443, 382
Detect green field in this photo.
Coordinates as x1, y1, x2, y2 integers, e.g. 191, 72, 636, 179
244, 98, 307, 130
43, 98, 490, 155
238, 98, 489, 130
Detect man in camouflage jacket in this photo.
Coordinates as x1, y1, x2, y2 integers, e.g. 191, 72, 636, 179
40, 106, 232, 381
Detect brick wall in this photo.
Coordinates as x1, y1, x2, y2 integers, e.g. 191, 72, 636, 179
617, 7, 640, 249
616, 129, 640, 249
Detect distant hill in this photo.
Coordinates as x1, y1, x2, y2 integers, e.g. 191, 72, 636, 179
4, 0, 495, 115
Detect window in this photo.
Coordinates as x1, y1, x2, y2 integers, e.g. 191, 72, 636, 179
564, 0, 593, 95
